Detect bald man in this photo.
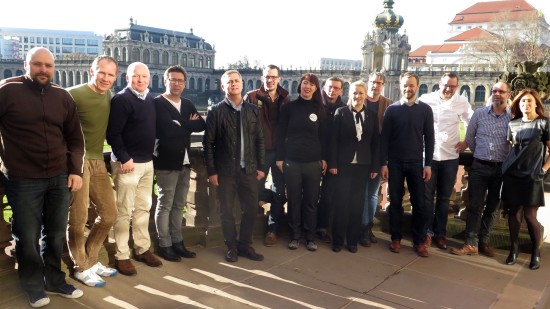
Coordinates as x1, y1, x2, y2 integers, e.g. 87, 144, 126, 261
0, 47, 85, 307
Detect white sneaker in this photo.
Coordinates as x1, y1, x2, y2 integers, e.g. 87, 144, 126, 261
74, 268, 106, 287
92, 262, 118, 277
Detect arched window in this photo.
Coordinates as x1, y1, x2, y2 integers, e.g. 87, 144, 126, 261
122, 47, 127, 62
68, 71, 74, 87
419, 84, 428, 96
199, 56, 204, 68
460, 85, 471, 100
106, 48, 112, 57
76, 71, 81, 84
61, 71, 67, 87
255, 80, 261, 89
16, 70, 23, 76
152, 75, 160, 92
172, 52, 178, 65
474, 85, 486, 103
182, 54, 187, 66
190, 55, 195, 67
432, 84, 439, 92
113, 48, 119, 61
83, 71, 89, 83
205, 78, 210, 90
143, 49, 150, 64
132, 48, 140, 62
161, 51, 169, 65
291, 81, 297, 93
206, 56, 211, 68
3, 69, 12, 79
152, 50, 159, 64
120, 73, 127, 88
198, 78, 203, 91
247, 80, 254, 92
189, 77, 195, 90
55, 71, 60, 84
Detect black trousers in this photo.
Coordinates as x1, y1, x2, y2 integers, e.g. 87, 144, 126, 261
283, 160, 322, 241
331, 163, 370, 247
218, 170, 259, 249
317, 172, 337, 231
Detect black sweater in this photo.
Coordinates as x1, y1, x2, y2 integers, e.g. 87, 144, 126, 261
276, 96, 327, 162
153, 95, 206, 170
381, 100, 435, 166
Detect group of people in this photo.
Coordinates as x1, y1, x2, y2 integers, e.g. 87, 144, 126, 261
244, 66, 548, 271
0, 47, 204, 308
0, 47, 548, 308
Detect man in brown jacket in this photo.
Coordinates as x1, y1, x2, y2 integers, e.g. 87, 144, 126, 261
244, 64, 289, 246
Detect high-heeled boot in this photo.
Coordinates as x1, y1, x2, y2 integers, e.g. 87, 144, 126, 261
530, 249, 540, 270
505, 241, 518, 265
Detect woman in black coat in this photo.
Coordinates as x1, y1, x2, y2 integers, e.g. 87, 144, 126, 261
328, 80, 380, 253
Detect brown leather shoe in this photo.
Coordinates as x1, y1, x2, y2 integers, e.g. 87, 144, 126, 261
389, 240, 401, 253
450, 244, 478, 255
433, 236, 447, 249
264, 231, 277, 247
415, 244, 429, 257
478, 243, 495, 257
115, 259, 137, 276
425, 235, 432, 247
135, 250, 163, 267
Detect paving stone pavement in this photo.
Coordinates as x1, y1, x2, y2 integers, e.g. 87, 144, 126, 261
1, 230, 549, 309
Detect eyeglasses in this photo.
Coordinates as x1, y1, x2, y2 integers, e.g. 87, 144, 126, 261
491, 89, 509, 94
327, 85, 342, 91
441, 84, 458, 89
168, 79, 186, 85
369, 81, 384, 86
263, 75, 279, 80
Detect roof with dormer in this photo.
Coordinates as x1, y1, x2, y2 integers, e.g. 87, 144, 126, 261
106, 19, 214, 50
409, 44, 463, 57
450, 0, 537, 24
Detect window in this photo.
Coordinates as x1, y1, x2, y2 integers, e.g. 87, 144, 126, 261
190, 55, 195, 67
43, 37, 47, 44
62, 47, 73, 53
62, 38, 73, 44
49, 37, 54, 44
37, 37, 41, 44
132, 48, 140, 62
152, 50, 159, 64
75, 39, 85, 45
460, 85, 471, 100
56, 38, 60, 44
75, 47, 86, 53
474, 85, 485, 102
161, 51, 168, 65
30, 37, 35, 43
87, 48, 98, 54
206, 56, 211, 68
87, 39, 98, 46
189, 77, 195, 90
419, 84, 428, 96
143, 49, 150, 63
23, 37, 28, 43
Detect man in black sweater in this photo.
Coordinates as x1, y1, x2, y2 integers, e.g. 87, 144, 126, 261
380, 72, 435, 258
153, 65, 205, 262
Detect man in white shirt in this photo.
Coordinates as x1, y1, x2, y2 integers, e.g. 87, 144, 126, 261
419, 72, 473, 250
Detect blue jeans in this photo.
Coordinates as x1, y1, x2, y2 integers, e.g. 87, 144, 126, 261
259, 150, 286, 232
362, 174, 381, 226
387, 161, 428, 246
154, 167, 191, 247
6, 173, 71, 295
424, 159, 459, 238
465, 159, 503, 246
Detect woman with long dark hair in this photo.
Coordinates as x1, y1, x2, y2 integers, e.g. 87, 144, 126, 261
502, 88, 550, 270
276, 73, 327, 251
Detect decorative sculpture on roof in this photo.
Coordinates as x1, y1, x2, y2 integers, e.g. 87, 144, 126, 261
499, 61, 549, 101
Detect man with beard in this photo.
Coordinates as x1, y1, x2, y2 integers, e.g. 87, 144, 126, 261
244, 65, 289, 247
0, 47, 85, 307
381, 72, 434, 257
419, 72, 473, 250
451, 81, 512, 257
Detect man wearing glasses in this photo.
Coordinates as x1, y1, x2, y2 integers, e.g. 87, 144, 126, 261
451, 81, 512, 256
153, 65, 205, 261
419, 73, 473, 251
244, 65, 289, 247
359, 72, 393, 247
317, 77, 345, 243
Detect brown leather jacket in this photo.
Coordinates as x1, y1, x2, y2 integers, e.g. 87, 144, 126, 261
375, 95, 393, 133
244, 85, 290, 150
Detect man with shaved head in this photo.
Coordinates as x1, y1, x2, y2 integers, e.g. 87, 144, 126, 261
0, 47, 85, 307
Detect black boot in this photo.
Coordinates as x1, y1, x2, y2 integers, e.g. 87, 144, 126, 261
359, 225, 371, 247
505, 240, 518, 265
157, 246, 181, 262
172, 241, 197, 258
368, 223, 378, 244
530, 249, 541, 270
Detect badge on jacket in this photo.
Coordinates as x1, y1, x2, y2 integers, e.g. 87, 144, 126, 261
309, 113, 317, 122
